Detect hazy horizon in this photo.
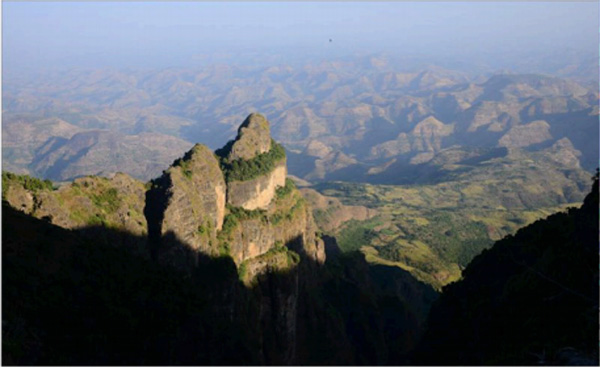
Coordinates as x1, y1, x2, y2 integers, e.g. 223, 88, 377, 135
3, 2, 599, 73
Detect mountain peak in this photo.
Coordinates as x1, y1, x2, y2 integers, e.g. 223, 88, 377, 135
228, 113, 272, 161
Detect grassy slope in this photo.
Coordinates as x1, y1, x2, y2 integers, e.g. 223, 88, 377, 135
313, 155, 591, 289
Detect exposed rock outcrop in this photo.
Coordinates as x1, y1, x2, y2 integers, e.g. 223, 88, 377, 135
138, 113, 326, 284
223, 182, 325, 269
3, 171, 149, 257
4, 112, 329, 365
5, 112, 324, 282
411, 116, 453, 152
228, 113, 272, 161
140, 113, 325, 363
544, 137, 582, 168
498, 120, 552, 148
227, 161, 287, 210
145, 144, 226, 270
300, 187, 378, 233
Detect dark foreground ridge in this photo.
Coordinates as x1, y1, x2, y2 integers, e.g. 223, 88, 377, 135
3, 175, 597, 365
413, 174, 599, 365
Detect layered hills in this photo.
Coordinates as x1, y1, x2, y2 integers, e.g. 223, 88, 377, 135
2, 51, 597, 365
4, 60, 596, 294
3, 114, 192, 181
304, 145, 591, 289
3, 60, 597, 183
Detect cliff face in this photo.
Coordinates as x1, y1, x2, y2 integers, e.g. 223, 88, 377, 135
4, 113, 439, 365
145, 144, 226, 269
2, 113, 439, 367
227, 160, 287, 210
140, 113, 325, 363
141, 113, 324, 276
3, 199, 436, 366
223, 180, 325, 270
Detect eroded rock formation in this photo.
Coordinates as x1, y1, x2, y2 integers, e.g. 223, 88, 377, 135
145, 143, 226, 269
227, 160, 287, 210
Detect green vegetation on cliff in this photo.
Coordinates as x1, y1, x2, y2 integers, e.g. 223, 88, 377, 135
217, 139, 286, 182
2, 171, 147, 243
2, 171, 54, 198
275, 178, 296, 199
89, 188, 121, 214
68, 177, 134, 227
218, 178, 302, 240
173, 157, 194, 179
237, 244, 300, 285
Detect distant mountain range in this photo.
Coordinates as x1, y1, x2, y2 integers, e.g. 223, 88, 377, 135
3, 57, 597, 183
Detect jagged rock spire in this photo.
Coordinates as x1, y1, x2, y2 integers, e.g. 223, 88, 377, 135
228, 113, 272, 161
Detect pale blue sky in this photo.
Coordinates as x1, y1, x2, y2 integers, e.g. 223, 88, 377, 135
3, 2, 599, 70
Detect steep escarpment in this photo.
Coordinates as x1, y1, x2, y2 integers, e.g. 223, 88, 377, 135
221, 179, 325, 273
226, 161, 287, 210
217, 115, 287, 211
141, 113, 325, 363
142, 113, 323, 276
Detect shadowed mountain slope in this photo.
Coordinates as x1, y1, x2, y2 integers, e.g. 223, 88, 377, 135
413, 174, 599, 365
2, 202, 436, 365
